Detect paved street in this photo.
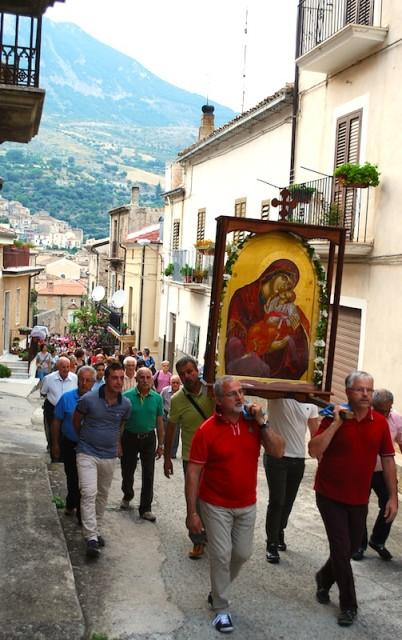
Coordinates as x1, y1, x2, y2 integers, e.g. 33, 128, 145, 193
1, 390, 402, 639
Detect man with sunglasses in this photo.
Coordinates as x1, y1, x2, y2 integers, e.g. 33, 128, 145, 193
309, 371, 398, 628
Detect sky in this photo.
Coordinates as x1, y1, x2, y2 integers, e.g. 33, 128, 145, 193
47, 0, 298, 112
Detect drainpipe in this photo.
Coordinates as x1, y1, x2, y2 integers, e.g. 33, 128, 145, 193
137, 244, 146, 348
289, 4, 302, 184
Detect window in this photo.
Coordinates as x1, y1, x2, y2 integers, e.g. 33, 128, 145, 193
183, 322, 200, 359
172, 219, 180, 250
196, 209, 206, 242
261, 200, 271, 220
346, 0, 372, 26
334, 109, 362, 238
233, 198, 246, 243
15, 288, 21, 324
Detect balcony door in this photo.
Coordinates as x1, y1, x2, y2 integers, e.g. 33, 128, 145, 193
333, 109, 362, 238
345, 0, 373, 26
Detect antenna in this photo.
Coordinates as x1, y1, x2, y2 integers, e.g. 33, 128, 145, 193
241, 7, 248, 113
91, 285, 105, 302
111, 289, 126, 309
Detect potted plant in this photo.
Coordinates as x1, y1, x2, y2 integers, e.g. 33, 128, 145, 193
164, 263, 174, 277
180, 264, 193, 282
121, 322, 128, 335
194, 239, 215, 255
334, 162, 380, 188
18, 326, 31, 336
0, 363, 11, 378
288, 183, 316, 203
192, 268, 208, 283
325, 202, 341, 226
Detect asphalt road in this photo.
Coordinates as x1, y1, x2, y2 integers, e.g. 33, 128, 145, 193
2, 390, 402, 639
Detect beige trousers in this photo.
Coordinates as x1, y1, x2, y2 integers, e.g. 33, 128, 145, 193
199, 499, 256, 612
76, 453, 116, 541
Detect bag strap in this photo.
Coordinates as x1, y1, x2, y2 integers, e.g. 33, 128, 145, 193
184, 391, 208, 421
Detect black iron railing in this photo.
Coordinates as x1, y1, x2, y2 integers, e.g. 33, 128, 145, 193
297, 0, 378, 58
0, 12, 41, 87
283, 175, 370, 242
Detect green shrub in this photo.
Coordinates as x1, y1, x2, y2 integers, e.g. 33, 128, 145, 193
0, 364, 11, 378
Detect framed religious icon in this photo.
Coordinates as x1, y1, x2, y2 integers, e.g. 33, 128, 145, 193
203, 215, 346, 401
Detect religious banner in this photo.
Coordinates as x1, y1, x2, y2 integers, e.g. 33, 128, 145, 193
204, 216, 346, 400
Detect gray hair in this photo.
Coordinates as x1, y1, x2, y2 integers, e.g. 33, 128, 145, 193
78, 365, 96, 380
214, 375, 235, 398
373, 388, 394, 407
345, 371, 373, 388
123, 356, 137, 366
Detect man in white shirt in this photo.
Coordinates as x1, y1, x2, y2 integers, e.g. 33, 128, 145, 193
41, 356, 78, 459
264, 398, 320, 564
122, 356, 137, 392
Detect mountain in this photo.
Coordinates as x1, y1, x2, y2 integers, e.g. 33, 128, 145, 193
0, 19, 235, 238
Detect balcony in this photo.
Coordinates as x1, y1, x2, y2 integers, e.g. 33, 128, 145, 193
276, 175, 372, 250
3, 245, 30, 268
108, 240, 124, 263
166, 249, 214, 289
0, 11, 45, 142
296, 0, 387, 75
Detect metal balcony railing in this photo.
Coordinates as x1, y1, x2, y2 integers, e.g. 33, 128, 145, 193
0, 13, 42, 87
297, 0, 377, 58
167, 249, 214, 287
281, 175, 370, 242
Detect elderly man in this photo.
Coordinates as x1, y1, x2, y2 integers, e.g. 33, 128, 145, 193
51, 366, 96, 523
120, 367, 164, 521
353, 388, 402, 561
164, 355, 215, 558
309, 371, 398, 627
73, 362, 131, 559
41, 356, 78, 458
160, 374, 181, 458
186, 375, 284, 634
122, 356, 137, 392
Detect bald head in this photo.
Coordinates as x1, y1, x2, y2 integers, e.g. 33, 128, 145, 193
57, 356, 70, 380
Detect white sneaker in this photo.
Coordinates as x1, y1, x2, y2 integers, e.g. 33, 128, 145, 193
212, 613, 234, 633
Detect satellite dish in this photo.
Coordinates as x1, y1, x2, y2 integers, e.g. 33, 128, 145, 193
111, 289, 126, 308
91, 285, 105, 302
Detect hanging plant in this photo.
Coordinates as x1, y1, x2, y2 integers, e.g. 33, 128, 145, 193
334, 162, 380, 188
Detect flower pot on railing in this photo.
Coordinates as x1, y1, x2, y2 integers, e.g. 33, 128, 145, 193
194, 240, 215, 255
288, 184, 316, 203
334, 162, 380, 189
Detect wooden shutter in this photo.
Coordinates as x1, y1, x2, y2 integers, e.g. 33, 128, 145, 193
327, 306, 361, 403
334, 110, 362, 239
233, 198, 246, 243
196, 209, 206, 242
346, 0, 372, 25
261, 199, 270, 220
172, 219, 180, 250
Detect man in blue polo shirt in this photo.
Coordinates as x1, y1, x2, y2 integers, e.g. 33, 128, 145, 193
51, 365, 96, 524
73, 362, 131, 559
120, 366, 164, 521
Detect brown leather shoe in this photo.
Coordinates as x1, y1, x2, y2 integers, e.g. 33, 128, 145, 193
188, 543, 205, 559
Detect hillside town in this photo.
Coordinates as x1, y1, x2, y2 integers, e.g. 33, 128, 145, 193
1, 1, 402, 639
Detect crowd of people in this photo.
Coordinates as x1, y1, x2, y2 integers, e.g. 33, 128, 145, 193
36, 343, 400, 634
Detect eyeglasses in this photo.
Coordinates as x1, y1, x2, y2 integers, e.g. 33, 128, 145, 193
224, 389, 244, 397
349, 387, 374, 393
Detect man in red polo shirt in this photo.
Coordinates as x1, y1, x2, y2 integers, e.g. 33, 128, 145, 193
185, 375, 284, 634
309, 370, 398, 628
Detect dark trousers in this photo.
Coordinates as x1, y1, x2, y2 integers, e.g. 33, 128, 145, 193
264, 453, 305, 544
120, 430, 156, 514
362, 470, 391, 548
316, 492, 368, 610
60, 435, 80, 517
43, 399, 55, 451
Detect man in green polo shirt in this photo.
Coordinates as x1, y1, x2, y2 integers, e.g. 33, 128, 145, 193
164, 355, 214, 557
120, 367, 164, 521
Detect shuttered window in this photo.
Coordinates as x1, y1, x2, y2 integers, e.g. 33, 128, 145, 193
261, 199, 271, 220
196, 209, 206, 242
233, 198, 246, 243
346, 0, 373, 26
333, 109, 362, 239
172, 219, 180, 250
326, 306, 361, 404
